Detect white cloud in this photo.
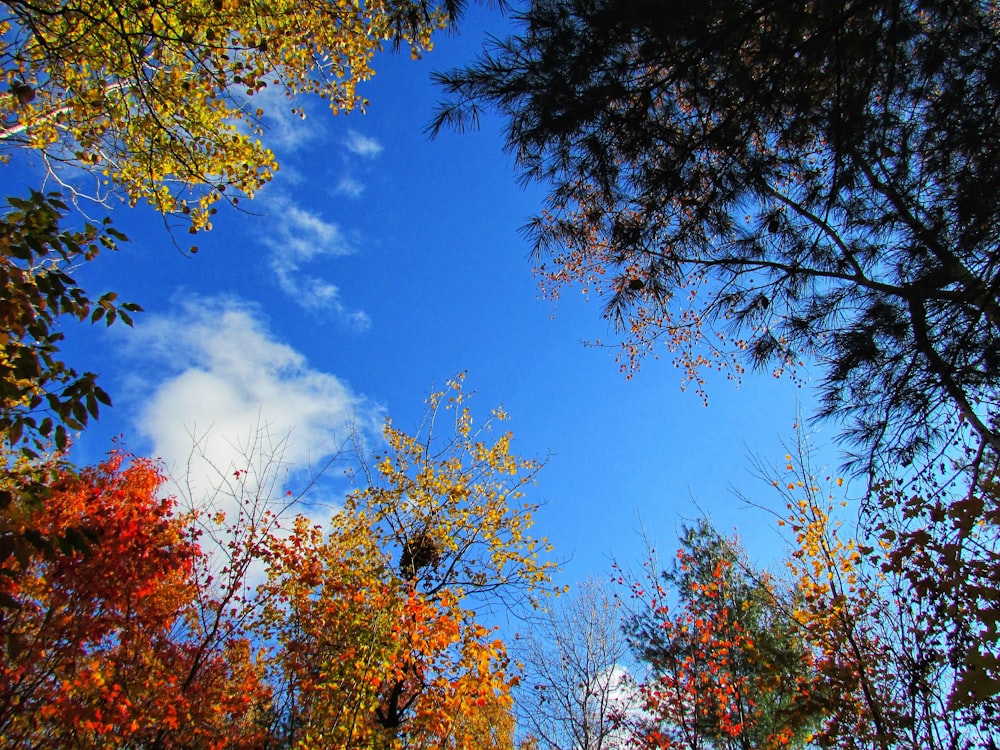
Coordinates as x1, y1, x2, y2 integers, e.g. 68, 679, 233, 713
344, 129, 383, 158
258, 196, 371, 327
253, 86, 324, 154
118, 296, 384, 588
128, 296, 380, 507
267, 202, 354, 261
336, 174, 365, 198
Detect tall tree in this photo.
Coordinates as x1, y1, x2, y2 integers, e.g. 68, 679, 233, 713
0, 453, 270, 748
512, 577, 634, 750
0, 378, 554, 748
432, 0, 1000, 476
256, 375, 555, 748
624, 520, 817, 750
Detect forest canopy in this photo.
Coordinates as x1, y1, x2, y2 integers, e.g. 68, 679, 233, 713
1, 0, 999, 747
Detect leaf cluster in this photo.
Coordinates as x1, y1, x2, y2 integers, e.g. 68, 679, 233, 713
0, 0, 459, 228
0, 454, 272, 748
870, 464, 1000, 725
624, 520, 817, 749
775, 447, 1000, 749
0, 190, 140, 458
349, 374, 557, 604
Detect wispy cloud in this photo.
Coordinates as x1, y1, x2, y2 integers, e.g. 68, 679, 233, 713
336, 174, 365, 198
253, 86, 324, 154
344, 129, 383, 158
258, 196, 371, 327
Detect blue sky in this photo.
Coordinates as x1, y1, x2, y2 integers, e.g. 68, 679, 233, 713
7, 5, 843, 591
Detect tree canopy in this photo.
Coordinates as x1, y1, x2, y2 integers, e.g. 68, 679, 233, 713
5, 0, 1000, 745
0, 381, 548, 748
432, 0, 1000, 476
624, 520, 817, 749
1, 0, 466, 230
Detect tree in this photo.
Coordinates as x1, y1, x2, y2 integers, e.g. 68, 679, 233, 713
623, 520, 817, 750
0, 378, 555, 748
772, 442, 1000, 749
0, 189, 142, 609
259, 517, 520, 749
255, 374, 556, 748
445, 685, 520, 750
512, 577, 634, 750
0, 453, 270, 748
432, 0, 1000, 476
0, 0, 471, 230
874, 464, 1000, 716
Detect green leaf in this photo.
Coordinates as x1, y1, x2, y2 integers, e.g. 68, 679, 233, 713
86, 393, 98, 418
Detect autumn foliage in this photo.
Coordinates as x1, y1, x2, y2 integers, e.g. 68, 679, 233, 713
0, 453, 268, 748
1, 0, 452, 230
3, 0, 1000, 745
259, 376, 551, 748
624, 521, 816, 750
774, 448, 1000, 749
260, 518, 517, 748
0, 379, 546, 748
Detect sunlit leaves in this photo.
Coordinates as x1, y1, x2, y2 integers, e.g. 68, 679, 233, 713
0, 379, 548, 747
0, 453, 269, 748
775, 446, 1000, 748
256, 376, 550, 748
1, 0, 450, 228
777, 462, 893, 749
624, 521, 816, 749
350, 373, 556, 602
